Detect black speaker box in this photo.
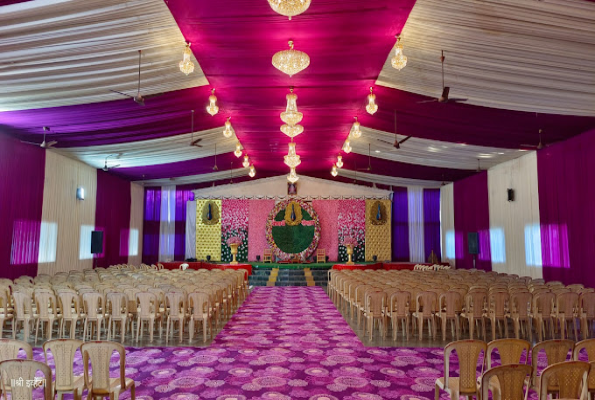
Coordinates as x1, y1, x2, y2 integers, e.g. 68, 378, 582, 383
507, 188, 515, 202
468, 232, 479, 255
91, 231, 103, 254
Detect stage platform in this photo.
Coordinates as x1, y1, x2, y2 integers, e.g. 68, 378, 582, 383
248, 262, 373, 270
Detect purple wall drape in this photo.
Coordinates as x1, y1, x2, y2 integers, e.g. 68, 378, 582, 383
391, 188, 410, 261
0, 134, 45, 279
454, 171, 492, 271
423, 188, 441, 261
95, 171, 131, 267
174, 188, 194, 260
537, 129, 595, 287
142, 187, 161, 264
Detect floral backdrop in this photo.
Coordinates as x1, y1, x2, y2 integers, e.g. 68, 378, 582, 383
312, 200, 339, 261
221, 199, 249, 262
337, 199, 366, 262
247, 199, 275, 261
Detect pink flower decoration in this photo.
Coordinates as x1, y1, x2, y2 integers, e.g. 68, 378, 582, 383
226, 236, 242, 245
342, 236, 358, 247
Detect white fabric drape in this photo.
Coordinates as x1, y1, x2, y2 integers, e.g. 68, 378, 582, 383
158, 185, 176, 262
38, 151, 97, 275
128, 183, 144, 266
408, 186, 425, 263
440, 183, 456, 266
185, 200, 197, 260
377, 0, 595, 116
0, 0, 207, 111
488, 152, 543, 278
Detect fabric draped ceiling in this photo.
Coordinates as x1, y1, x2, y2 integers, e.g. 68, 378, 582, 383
454, 172, 492, 271
0, 134, 45, 279
537, 129, 595, 287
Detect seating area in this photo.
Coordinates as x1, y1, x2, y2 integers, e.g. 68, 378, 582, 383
0, 265, 248, 345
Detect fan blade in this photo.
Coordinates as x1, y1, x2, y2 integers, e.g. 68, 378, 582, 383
375, 139, 395, 146
190, 138, 203, 146
46, 141, 58, 147
20, 140, 41, 146
110, 89, 134, 99
143, 92, 165, 100
398, 136, 413, 145
449, 98, 468, 103
417, 98, 438, 104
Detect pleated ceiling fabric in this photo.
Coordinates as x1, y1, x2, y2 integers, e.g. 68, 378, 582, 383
38, 152, 97, 275
488, 153, 543, 278
128, 183, 144, 266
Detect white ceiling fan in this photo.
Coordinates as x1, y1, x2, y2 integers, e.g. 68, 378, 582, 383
21, 126, 57, 148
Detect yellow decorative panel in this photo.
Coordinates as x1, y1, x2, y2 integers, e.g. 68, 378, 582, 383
196, 199, 222, 261
365, 199, 392, 261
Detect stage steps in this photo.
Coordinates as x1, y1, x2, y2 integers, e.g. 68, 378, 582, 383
248, 267, 328, 287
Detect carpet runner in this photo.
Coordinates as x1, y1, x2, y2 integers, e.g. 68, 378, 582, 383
28, 287, 572, 399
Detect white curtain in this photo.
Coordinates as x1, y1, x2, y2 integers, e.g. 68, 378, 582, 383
158, 185, 176, 262
408, 186, 425, 263
440, 183, 456, 266
38, 152, 97, 275
185, 200, 197, 260
488, 152, 543, 278
128, 183, 144, 266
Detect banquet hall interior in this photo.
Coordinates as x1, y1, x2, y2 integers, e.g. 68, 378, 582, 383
1, 0, 595, 399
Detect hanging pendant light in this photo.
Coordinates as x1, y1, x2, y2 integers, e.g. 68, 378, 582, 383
287, 167, 299, 183
179, 42, 195, 75
249, 165, 256, 178
206, 89, 219, 116
336, 155, 343, 168
391, 36, 407, 71
343, 140, 352, 154
331, 164, 338, 177
223, 117, 233, 138
280, 124, 304, 139
350, 117, 361, 139
280, 87, 303, 126
267, 0, 311, 20
243, 154, 250, 168
234, 142, 242, 158
366, 87, 378, 115
284, 141, 301, 168
272, 40, 310, 77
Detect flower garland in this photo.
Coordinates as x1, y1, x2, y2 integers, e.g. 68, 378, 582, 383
265, 198, 321, 261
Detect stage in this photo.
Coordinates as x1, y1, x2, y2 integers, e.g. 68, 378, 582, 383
159, 261, 448, 272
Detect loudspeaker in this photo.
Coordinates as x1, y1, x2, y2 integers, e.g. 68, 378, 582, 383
507, 188, 515, 202
91, 231, 103, 254
468, 232, 479, 255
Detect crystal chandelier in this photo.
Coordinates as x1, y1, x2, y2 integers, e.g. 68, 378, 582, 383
350, 117, 362, 139
223, 117, 233, 138
287, 167, 299, 183
206, 89, 219, 116
268, 0, 311, 20
366, 87, 378, 115
280, 87, 303, 126
336, 155, 343, 168
280, 124, 304, 139
249, 165, 256, 178
391, 36, 407, 71
272, 41, 310, 77
234, 142, 242, 158
284, 141, 301, 168
179, 42, 195, 75
242, 154, 250, 168
331, 164, 338, 177
343, 140, 352, 154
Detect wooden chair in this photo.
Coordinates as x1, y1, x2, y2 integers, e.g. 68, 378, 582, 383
80, 341, 135, 400
435, 339, 487, 400
438, 291, 462, 341
0, 359, 52, 400
414, 291, 438, 340
316, 248, 326, 263
538, 361, 590, 400
529, 339, 575, 394
479, 364, 532, 400
573, 339, 595, 400
291, 254, 301, 263
263, 249, 273, 263
43, 339, 85, 400
188, 292, 210, 343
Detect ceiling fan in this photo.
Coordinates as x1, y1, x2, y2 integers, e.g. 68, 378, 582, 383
213, 143, 219, 171
376, 110, 412, 149
189, 110, 203, 147
102, 154, 120, 171
110, 50, 164, 106
521, 129, 553, 150
357, 143, 373, 172
419, 50, 467, 104
21, 126, 57, 148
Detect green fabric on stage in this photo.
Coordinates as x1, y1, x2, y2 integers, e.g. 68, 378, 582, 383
248, 262, 375, 270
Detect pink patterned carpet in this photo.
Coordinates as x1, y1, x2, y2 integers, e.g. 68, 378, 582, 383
30, 287, 571, 399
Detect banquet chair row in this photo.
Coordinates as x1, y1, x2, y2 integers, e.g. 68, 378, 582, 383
436, 337, 595, 400
0, 338, 134, 400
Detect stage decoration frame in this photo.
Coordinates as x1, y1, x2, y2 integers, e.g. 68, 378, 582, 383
266, 198, 321, 261
196, 199, 222, 261
201, 200, 220, 225
221, 199, 249, 263
365, 199, 391, 261
284, 201, 303, 226
338, 199, 366, 263
369, 200, 388, 225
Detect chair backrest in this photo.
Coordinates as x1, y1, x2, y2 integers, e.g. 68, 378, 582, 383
82, 292, 103, 318
106, 292, 127, 317
390, 291, 411, 317
43, 339, 83, 390
165, 292, 185, 317
365, 291, 386, 317
540, 361, 589, 400
416, 291, 438, 316
57, 292, 79, 319
34, 291, 56, 319
486, 338, 530, 368
488, 291, 509, 317
511, 292, 532, 318
534, 292, 555, 318
136, 292, 158, 317
80, 341, 126, 396
0, 359, 52, 400
12, 291, 33, 317
580, 292, 595, 318
188, 292, 209, 317
465, 290, 487, 318
480, 364, 532, 400
444, 340, 487, 394
439, 291, 461, 318
556, 292, 579, 316
0, 339, 32, 361
531, 339, 574, 386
